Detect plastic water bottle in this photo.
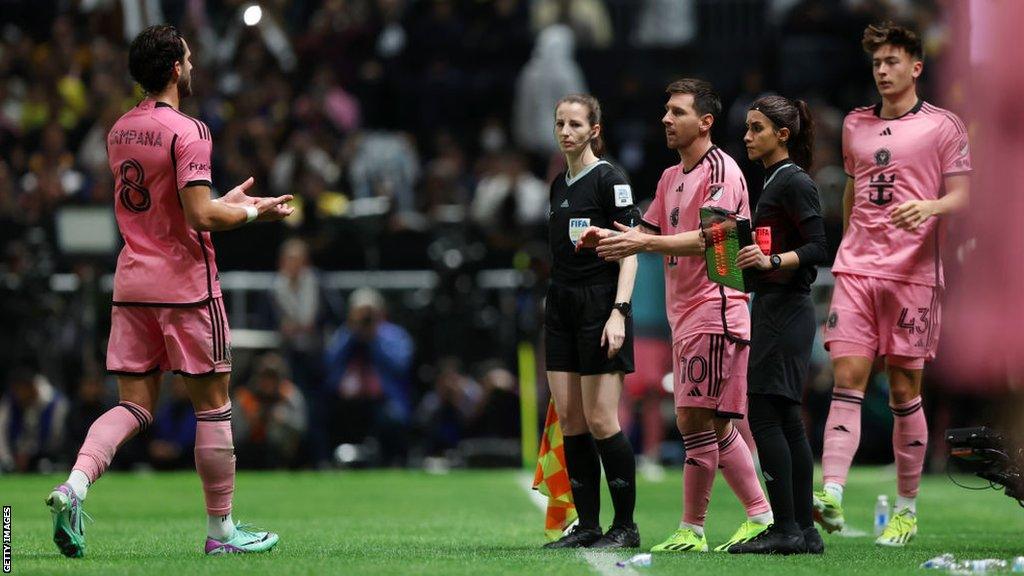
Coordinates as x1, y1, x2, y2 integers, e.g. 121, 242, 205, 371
1011, 556, 1024, 572
954, 559, 1007, 573
920, 554, 956, 569
873, 494, 890, 536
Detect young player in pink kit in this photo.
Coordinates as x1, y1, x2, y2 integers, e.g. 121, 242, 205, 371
582, 79, 772, 553
45, 25, 293, 558
813, 23, 971, 547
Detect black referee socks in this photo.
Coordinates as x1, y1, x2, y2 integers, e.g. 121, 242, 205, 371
563, 433, 602, 529
596, 431, 636, 527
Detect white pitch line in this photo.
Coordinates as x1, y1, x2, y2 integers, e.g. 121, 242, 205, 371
517, 473, 639, 576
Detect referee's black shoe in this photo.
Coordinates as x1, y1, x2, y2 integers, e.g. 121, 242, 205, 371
727, 524, 806, 555
589, 523, 640, 549
542, 525, 603, 549
802, 526, 824, 554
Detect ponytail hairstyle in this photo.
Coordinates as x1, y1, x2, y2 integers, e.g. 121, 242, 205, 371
555, 94, 605, 157
750, 95, 815, 171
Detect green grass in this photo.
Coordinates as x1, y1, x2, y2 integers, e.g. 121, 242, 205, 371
3, 466, 1022, 575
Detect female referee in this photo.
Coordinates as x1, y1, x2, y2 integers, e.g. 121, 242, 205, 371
543, 94, 641, 549
727, 95, 828, 555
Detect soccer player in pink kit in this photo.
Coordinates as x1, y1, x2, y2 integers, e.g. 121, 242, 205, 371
583, 79, 772, 553
813, 23, 971, 547
45, 25, 293, 558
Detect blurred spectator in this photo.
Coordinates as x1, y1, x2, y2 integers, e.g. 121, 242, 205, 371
0, 367, 68, 472
270, 238, 324, 392
234, 353, 308, 469
631, 0, 696, 48
470, 151, 548, 244
323, 287, 414, 465
345, 130, 420, 213
513, 25, 586, 159
148, 377, 196, 470
531, 0, 613, 49
63, 368, 114, 463
466, 362, 520, 440
414, 357, 482, 456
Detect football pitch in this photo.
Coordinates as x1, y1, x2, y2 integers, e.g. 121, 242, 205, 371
4, 466, 1022, 575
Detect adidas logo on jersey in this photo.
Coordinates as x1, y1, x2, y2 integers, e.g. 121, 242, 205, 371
832, 425, 851, 433
560, 199, 569, 208
879, 127, 892, 136
684, 458, 701, 467
687, 387, 702, 397
907, 440, 925, 447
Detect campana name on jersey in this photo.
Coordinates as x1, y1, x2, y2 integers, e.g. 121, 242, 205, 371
108, 129, 164, 147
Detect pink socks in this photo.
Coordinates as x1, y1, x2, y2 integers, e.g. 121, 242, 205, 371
822, 388, 864, 487
891, 396, 927, 499
73, 401, 153, 483
717, 426, 771, 518
194, 402, 235, 516
682, 431, 718, 526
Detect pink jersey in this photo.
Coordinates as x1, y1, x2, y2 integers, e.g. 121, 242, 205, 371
642, 146, 751, 341
834, 100, 972, 287
107, 99, 221, 305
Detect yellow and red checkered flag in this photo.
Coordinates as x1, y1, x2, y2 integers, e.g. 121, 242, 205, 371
532, 399, 577, 540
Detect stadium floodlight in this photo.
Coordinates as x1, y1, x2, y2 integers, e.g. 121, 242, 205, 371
242, 4, 262, 26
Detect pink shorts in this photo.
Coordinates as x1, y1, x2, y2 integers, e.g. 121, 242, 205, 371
106, 297, 232, 377
624, 337, 672, 398
824, 273, 942, 370
672, 333, 749, 419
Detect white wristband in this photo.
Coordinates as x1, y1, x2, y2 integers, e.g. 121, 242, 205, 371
243, 206, 258, 223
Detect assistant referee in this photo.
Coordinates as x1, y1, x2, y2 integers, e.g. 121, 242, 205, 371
729, 95, 828, 555
543, 94, 641, 549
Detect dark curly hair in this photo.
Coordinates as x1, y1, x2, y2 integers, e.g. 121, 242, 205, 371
129, 25, 185, 94
862, 22, 923, 60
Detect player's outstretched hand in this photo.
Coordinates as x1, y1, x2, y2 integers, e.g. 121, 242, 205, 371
575, 226, 612, 252
736, 244, 771, 270
255, 194, 295, 222
890, 199, 936, 231
220, 177, 258, 207
595, 222, 645, 261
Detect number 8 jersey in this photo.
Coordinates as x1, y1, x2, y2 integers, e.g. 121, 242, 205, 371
107, 98, 220, 306
834, 100, 972, 288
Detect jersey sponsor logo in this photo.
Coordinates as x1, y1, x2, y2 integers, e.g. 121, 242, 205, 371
568, 218, 590, 244
613, 184, 633, 207
118, 159, 152, 213
708, 184, 724, 201
874, 148, 892, 167
868, 173, 896, 206
670, 207, 679, 228
188, 161, 210, 172
827, 311, 838, 329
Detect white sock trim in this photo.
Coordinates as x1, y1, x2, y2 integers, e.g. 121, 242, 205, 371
67, 470, 90, 500
824, 482, 844, 503
680, 521, 704, 537
895, 495, 916, 513
208, 513, 235, 541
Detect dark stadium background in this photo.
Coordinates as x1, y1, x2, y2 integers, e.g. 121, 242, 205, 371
0, 0, 996, 476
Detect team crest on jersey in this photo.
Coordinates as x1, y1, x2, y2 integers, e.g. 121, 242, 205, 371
827, 311, 838, 329
874, 148, 892, 167
670, 207, 679, 228
708, 185, 724, 201
568, 218, 590, 244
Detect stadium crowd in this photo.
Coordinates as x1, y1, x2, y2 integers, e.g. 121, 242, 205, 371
1, 0, 985, 473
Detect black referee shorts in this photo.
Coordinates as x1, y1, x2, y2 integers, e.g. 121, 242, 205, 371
544, 282, 634, 376
747, 292, 816, 403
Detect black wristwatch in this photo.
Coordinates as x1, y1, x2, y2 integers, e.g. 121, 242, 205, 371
769, 254, 782, 270
612, 302, 632, 317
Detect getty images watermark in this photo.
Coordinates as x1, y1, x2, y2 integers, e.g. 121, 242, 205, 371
2, 505, 10, 573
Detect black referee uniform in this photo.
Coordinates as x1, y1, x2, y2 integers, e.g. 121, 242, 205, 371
546, 160, 639, 376
747, 159, 827, 548
544, 159, 641, 545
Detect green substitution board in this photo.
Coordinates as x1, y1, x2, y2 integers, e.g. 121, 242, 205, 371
700, 206, 754, 292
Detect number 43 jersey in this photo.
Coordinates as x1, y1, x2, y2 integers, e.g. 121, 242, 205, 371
834, 100, 972, 288
107, 98, 221, 306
